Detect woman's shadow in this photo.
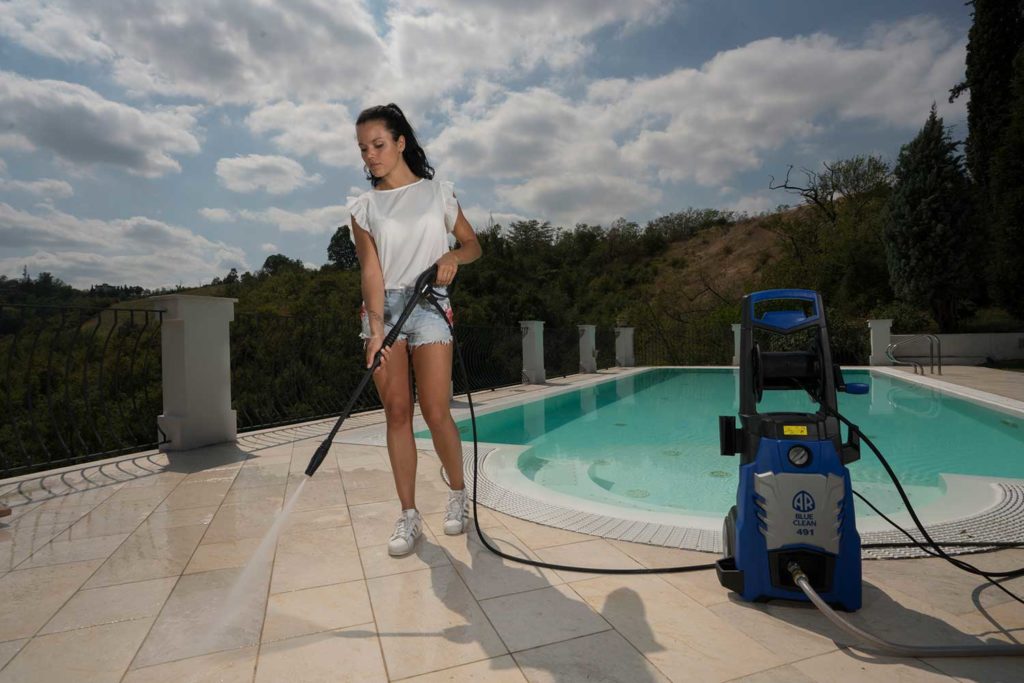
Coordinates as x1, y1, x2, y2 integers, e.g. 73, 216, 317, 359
431, 523, 669, 683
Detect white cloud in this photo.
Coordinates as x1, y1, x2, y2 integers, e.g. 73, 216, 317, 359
0, 134, 34, 152
729, 192, 783, 216
241, 205, 350, 234
261, 243, 279, 253
431, 16, 964, 224
382, 0, 675, 104
0, 203, 248, 288
460, 204, 529, 231
497, 175, 662, 227
199, 208, 235, 222
216, 155, 322, 195
0, 177, 74, 200
246, 101, 357, 168
0, 71, 201, 177
0, 1, 385, 105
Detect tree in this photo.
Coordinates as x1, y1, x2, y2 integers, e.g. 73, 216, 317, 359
260, 254, 304, 277
885, 106, 972, 332
989, 46, 1024, 316
327, 226, 359, 270
224, 268, 239, 284
949, 0, 1024, 194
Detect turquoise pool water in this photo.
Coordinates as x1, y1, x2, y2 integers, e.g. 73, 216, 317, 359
441, 369, 1024, 518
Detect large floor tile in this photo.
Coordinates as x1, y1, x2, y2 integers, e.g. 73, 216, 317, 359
400, 655, 528, 682
706, 598, 838, 664
0, 639, 27, 670
270, 524, 364, 594
863, 553, 1024, 616
281, 504, 350, 533
262, 580, 373, 643
185, 537, 262, 575
15, 527, 128, 569
512, 629, 670, 683
231, 463, 291, 490
367, 565, 507, 680
791, 650, 953, 682
0, 522, 67, 571
0, 559, 103, 641
154, 478, 234, 511
133, 567, 266, 668
534, 539, 645, 583
571, 574, 785, 682
361, 538, 452, 579
480, 584, 612, 652
145, 504, 218, 529
40, 576, 177, 634
63, 498, 159, 538
85, 523, 206, 588
123, 645, 258, 683
436, 526, 562, 601
254, 624, 388, 683
0, 617, 154, 683
221, 482, 286, 508
285, 476, 347, 511
202, 503, 281, 544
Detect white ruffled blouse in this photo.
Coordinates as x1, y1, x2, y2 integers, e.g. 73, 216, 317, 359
347, 178, 458, 289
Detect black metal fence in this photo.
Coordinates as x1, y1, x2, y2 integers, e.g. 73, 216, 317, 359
452, 325, 522, 392
0, 304, 165, 477
635, 323, 733, 366
231, 314, 526, 432
596, 328, 617, 369
544, 326, 581, 378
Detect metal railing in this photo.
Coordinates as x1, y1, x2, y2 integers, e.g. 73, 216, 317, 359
231, 313, 525, 432
544, 326, 581, 378
886, 334, 942, 375
0, 304, 166, 477
635, 324, 733, 366
452, 325, 522, 393
596, 328, 616, 369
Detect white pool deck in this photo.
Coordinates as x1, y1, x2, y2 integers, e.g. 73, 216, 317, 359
0, 366, 1020, 682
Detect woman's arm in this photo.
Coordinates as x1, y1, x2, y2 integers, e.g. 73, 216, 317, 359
352, 218, 388, 368
436, 205, 481, 285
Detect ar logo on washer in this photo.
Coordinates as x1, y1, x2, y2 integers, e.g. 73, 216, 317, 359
792, 490, 816, 513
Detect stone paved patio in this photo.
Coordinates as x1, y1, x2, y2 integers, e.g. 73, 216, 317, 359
0, 373, 1021, 682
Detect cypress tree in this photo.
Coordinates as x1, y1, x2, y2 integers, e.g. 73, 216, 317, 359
990, 47, 1024, 317
885, 106, 972, 332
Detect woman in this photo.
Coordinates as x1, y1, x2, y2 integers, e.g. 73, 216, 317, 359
347, 103, 482, 556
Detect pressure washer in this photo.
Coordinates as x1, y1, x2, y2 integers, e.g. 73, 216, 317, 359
716, 288, 867, 611
304, 267, 1024, 657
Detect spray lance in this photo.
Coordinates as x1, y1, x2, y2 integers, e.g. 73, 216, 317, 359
304, 264, 439, 477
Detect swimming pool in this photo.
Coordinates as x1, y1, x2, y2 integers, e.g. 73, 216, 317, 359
442, 368, 1024, 520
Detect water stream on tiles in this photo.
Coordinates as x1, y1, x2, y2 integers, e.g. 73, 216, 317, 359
207, 476, 310, 642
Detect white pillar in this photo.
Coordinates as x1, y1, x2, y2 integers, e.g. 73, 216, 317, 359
732, 323, 742, 366
868, 319, 894, 366
578, 324, 597, 373
150, 295, 238, 451
615, 327, 635, 367
520, 320, 546, 384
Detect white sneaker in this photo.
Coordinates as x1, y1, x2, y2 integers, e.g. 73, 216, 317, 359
443, 488, 469, 535
388, 509, 422, 557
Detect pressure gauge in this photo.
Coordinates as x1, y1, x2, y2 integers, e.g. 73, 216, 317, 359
788, 445, 811, 467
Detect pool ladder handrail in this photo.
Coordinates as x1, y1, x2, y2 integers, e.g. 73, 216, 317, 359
886, 334, 942, 375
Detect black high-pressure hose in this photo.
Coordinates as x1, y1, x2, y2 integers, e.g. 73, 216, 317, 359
306, 271, 1024, 594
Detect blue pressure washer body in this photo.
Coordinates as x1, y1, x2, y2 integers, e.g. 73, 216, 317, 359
716, 289, 867, 612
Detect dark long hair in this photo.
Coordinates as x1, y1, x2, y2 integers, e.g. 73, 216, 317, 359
356, 103, 435, 187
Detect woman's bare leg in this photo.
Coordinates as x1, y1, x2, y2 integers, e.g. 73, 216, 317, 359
372, 341, 418, 509
412, 341, 463, 490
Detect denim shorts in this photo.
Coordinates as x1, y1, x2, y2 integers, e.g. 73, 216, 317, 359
360, 286, 453, 348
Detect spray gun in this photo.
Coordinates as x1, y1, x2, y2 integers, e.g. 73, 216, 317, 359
304, 264, 439, 477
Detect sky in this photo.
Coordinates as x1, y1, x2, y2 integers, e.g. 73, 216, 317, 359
0, 0, 972, 290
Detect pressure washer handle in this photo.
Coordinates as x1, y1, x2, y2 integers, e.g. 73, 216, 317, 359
304, 264, 439, 477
